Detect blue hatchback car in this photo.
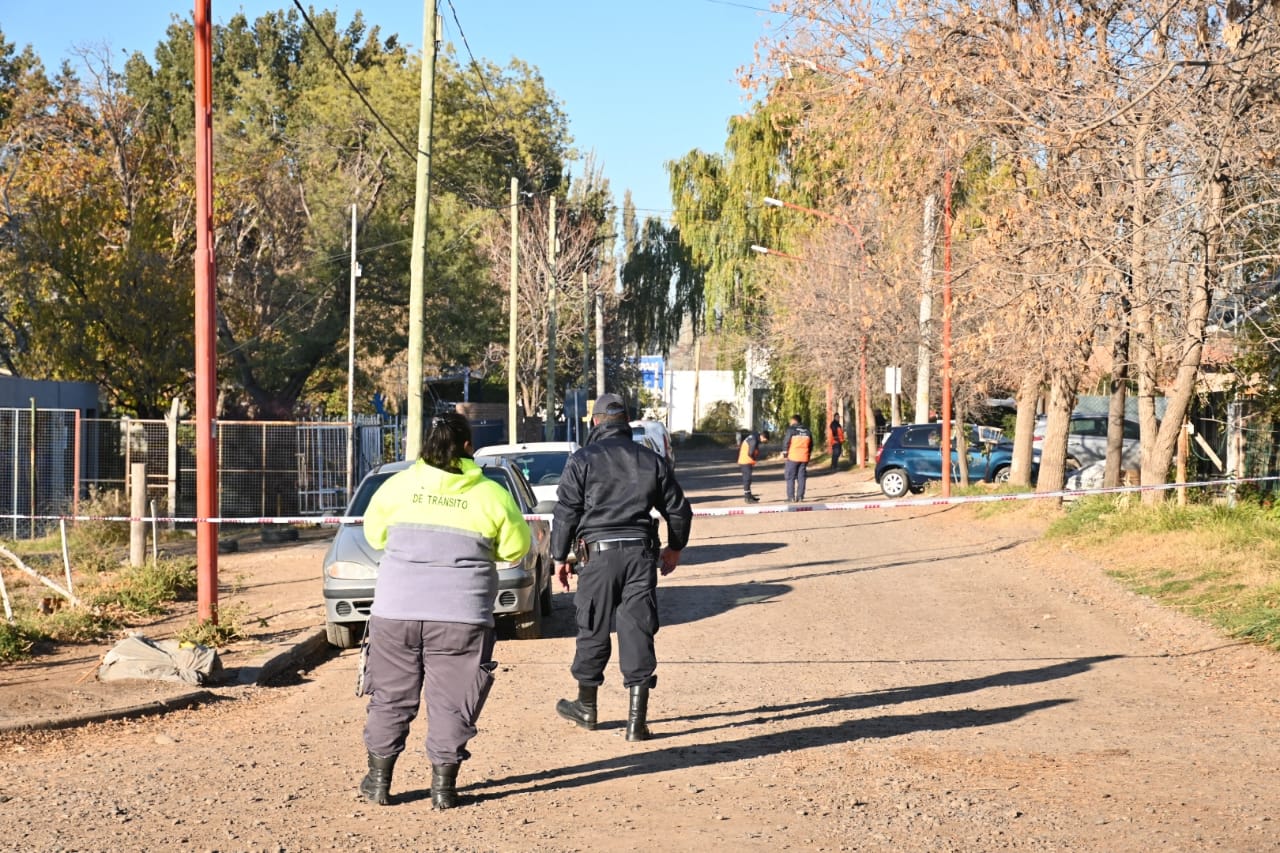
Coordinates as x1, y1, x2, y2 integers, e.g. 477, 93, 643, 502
874, 423, 1025, 498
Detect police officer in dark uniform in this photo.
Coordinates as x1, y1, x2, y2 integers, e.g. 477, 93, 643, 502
551, 393, 693, 741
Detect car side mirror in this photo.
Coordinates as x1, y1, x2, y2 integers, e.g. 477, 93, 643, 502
533, 499, 558, 515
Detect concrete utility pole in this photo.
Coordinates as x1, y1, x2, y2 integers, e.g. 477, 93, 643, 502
346, 203, 359, 499
508, 177, 519, 444
582, 271, 591, 389
595, 292, 605, 398
544, 195, 557, 441
406, 1, 440, 459
915, 193, 937, 423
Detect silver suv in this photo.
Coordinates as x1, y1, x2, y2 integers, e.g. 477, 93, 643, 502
1032, 415, 1141, 471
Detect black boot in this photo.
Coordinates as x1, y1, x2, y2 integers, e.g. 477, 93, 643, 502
358, 751, 397, 805
555, 684, 598, 730
431, 763, 460, 810
625, 684, 651, 742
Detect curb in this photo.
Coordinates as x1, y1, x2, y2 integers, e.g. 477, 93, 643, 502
0, 689, 216, 734
236, 627, 330, 686
0, 627, 332, 734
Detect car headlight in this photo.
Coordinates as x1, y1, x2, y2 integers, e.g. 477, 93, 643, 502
326, 560, 378, 579
495, 560, 520, 570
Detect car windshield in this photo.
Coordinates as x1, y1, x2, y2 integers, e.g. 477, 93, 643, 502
481, 451, 571, 488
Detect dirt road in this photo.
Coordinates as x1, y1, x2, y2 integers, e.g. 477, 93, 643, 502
3, 457, 1280, 852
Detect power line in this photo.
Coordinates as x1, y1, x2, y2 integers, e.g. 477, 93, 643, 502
289, 0, 416, 162
444, 0, 498, 115
702, 0, 776, 11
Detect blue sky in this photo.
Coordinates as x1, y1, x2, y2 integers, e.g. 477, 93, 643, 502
2, 1, 778, 221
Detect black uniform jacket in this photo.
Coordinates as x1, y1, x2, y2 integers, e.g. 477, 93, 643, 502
550, 421, 692, 561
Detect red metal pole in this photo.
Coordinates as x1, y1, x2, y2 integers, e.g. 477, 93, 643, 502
194, 0, 219, 623
940, 171, 954, 499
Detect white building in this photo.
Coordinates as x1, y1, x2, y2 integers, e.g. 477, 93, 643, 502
642, 322, 771, 435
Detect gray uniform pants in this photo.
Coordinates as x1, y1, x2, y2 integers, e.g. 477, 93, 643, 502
571, 541, 659, 689
362, 615, 496, 766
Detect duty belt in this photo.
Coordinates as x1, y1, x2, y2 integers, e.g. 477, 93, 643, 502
587, 538, 651, 554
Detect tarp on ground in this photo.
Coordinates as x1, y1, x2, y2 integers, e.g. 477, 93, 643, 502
98, 636, 222, 685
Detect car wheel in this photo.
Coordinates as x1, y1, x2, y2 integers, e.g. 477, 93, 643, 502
513, 600, 544, 640
992, 464, 1011, 485
539, 564, 554, 616
880, 467, 911, 499
326, 621, 360, 649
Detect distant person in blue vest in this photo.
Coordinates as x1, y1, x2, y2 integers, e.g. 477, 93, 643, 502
782, 414, 813, 502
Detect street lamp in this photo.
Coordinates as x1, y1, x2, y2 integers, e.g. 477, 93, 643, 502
757, 199, 876, 468
751, 244, 802, 260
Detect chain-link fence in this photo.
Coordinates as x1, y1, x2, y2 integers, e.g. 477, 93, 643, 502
0, 408, 79, 539
1, 410, 408, 538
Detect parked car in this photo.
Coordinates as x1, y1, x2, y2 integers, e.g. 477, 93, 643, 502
631, 419, 675, 464
321, 458, 557, 649
874, 423, 1030, 499
1031, 415, 1141, 471
473, 441, 579, 505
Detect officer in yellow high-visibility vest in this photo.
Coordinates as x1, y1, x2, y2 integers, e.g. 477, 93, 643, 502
782, 415, 813, 502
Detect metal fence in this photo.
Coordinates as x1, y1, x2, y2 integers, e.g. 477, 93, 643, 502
0, 408, 79, 540
1, 410, 407, 538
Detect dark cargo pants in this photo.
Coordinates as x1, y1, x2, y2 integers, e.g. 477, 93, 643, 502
571, 542, 659, 689
784, 459, 808, 501
362, 615, 496, 766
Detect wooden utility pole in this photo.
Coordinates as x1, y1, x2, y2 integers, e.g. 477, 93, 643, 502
508, 177, 519, 443
406, 1, 439, 459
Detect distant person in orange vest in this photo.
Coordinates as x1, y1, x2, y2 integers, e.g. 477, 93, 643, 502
829, 417, 846, 470
737, 429, 769, 504
782, 415, 813, 503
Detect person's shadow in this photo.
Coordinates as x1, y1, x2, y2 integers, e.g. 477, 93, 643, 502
463, 654, 1115, 801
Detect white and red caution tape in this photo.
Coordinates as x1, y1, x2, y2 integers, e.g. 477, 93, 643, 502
3, 475, 1277, 527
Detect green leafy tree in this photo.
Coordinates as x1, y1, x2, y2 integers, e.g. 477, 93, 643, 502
126, 9, 572, 417
0, 47, 193, 416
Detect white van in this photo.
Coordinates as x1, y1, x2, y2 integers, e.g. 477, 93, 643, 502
630, 419, 675, 465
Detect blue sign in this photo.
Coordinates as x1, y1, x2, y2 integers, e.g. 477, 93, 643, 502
639, 356, 665, 392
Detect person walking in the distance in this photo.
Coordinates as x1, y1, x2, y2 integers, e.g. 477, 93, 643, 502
782, 414, 813, 502
738, 429, 768, 503
357, 412, 531, 809
551, 393, 693, 741
829, 416, 846, 471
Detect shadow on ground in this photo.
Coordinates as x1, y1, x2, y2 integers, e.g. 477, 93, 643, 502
465, 655, 1118, 801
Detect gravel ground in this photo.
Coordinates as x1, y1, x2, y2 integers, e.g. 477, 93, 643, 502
2, 456, 1279, 852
